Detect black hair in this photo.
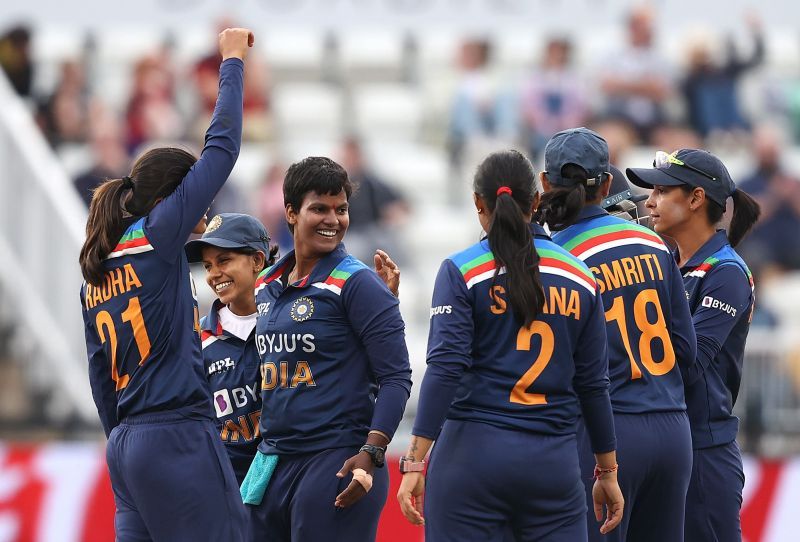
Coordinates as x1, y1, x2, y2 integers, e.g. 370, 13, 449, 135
474, 150, 544, 327
680, 185, 761, 247
80, 147, 197, 285
536, 164, 605, 231
228, 245, 280, 270
283, 156, 353, 233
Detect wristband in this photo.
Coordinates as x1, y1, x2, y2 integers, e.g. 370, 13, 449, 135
399, 456, 426, 474
593, 464, 618, 480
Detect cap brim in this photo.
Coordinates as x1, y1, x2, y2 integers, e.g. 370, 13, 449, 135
625, 167, 689, 190
184, 237, 250, 263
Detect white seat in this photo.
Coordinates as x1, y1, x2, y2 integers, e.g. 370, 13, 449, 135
272, 83, 344, 141
339, 31, 407, 82
365, 141, 449, 206
261, 29, 327, 81
351, 84, 423, 141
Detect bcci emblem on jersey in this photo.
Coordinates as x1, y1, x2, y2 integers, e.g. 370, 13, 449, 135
291, 297, 314, 322
205, 214, 223, 233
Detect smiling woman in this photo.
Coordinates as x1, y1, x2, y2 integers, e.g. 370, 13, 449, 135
244, 156, 413, 542
184, 213, 279, 484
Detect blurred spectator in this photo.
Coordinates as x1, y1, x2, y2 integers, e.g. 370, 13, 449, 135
125, 51, 183, 153
599, 6, 672, 143
0, 25, 33, 98
681, 14, 764, 142
73, 116, 129, 207
339, 138, 410, 264
257, 161, 293, 254
521, 37, 588, 158
738, 125, 800, 274
448, 38, 517, 168
191, 20, 271, 142
36, 60, 90, 147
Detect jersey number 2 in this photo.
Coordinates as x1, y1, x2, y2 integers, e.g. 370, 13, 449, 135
510, 321, 555, 405
605, 289, 675, 379
95, 297, 152, 391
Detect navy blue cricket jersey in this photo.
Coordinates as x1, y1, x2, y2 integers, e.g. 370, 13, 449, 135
253, 244, 412, 455
80, 58, 244, 437
413, 224, 616, 453
200, 301, 261, 482
679, 230, 754, 449
552, 206, 697, 414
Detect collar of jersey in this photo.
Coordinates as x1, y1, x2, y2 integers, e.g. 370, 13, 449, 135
202, 299, 227, 337
575, 204, 608, 223
677, 229, 729, 271
530, 222, 551, 239
269, 243, 350, 288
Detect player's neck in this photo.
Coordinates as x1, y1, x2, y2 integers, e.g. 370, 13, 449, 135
673, 222, 716, 268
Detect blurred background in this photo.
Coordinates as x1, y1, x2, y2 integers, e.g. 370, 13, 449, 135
1, 0, 800, 540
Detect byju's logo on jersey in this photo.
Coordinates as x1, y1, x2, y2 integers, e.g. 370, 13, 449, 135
290, 297, 314, 322
213, 389, 233, 417
702, 296, 737, 317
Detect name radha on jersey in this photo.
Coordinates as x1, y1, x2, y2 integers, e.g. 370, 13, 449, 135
84, 263, 143, 309
589, 254, 664, 295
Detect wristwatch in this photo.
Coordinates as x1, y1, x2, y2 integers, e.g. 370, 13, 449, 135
398, 456, 426, 474
359, 444, 386, 468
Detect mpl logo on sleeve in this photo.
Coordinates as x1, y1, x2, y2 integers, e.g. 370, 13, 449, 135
701, 296, 737, 317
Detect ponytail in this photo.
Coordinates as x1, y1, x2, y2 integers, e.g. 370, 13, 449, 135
728, 188, 761, 247
536, 164, 602, 231
474, 150, 545, 327
79, 146, 198, 286
681, 185, 761, 247
79, 178, 131, 286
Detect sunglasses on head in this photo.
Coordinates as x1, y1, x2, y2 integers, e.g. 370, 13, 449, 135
653, 151, 717, 182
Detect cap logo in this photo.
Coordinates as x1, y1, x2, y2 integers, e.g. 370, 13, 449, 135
205, 215, 223, 234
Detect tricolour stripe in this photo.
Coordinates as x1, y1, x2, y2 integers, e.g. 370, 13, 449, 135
465, 267, 506, 289
685, 257, 719, 278
106, 218, 154, 259
573, 236, 669, 261
561, 223, 663, 252
536, 247, 596, 294
311, 281, 342, 295
106, 242, 154, 259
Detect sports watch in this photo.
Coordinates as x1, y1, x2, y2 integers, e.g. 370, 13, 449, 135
359, 444, 386, 468
398, 456, 426, 474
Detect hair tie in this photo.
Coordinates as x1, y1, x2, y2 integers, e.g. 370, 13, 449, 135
496, 186, 512, 197
122, 176, 135, 190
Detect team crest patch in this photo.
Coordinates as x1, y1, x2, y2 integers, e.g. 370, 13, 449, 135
290, 297, 314, 322
205, 215, 223, 233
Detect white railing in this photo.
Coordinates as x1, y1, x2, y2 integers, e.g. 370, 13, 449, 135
0, 72, 97, 425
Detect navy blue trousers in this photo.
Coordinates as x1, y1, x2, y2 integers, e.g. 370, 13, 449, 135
246, 446, 389, 542
106, 411, 248, 541
684, 441, 744, 542
425, 419, 587, 542
578, 411, 692, 542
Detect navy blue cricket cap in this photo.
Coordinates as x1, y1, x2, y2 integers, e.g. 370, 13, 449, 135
184, 213, 271, 263
544, 127, 610, 186
626, 149, 737, 207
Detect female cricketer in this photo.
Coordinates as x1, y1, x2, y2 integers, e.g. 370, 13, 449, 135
245, 157, 412, 542
540, 128, 697, 541
79, 28, 253, 541
397, 149, 624, 541
627, 148, 760, 542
